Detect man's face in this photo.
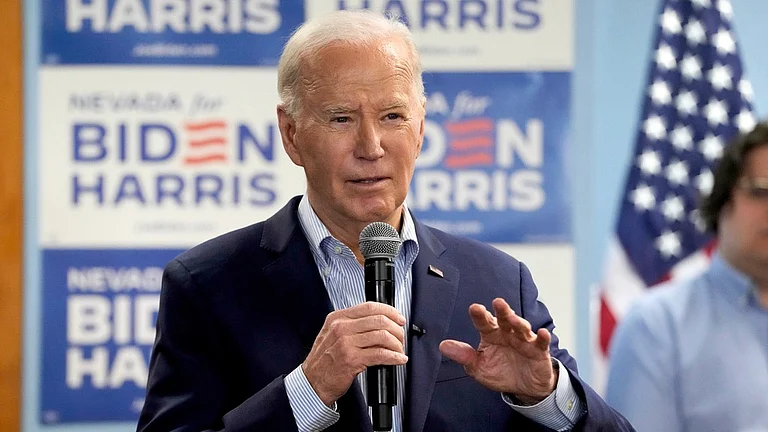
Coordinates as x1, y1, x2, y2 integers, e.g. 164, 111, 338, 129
719, 145, 768, 277
277, 38, 425, 234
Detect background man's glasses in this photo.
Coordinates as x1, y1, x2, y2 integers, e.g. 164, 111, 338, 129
738, 177, 768, 199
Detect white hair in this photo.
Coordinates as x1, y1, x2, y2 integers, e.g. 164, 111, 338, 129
277, 10, 425, 117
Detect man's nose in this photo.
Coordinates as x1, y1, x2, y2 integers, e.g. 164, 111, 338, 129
353, 119, 385, 160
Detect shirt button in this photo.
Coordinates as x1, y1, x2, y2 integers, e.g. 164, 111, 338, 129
334, 246, 342, 254
323, 267, 330, 276
566, 399, 574, 411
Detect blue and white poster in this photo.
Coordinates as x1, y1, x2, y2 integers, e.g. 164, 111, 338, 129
40, 249, 182, 423
31, 0, 574, 425
42, 0, 303, 65
410, 72, 571, 242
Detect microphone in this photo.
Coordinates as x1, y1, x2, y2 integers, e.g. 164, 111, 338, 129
359, 222, 402, 432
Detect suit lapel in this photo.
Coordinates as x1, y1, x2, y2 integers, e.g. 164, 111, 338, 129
405, 220, 459, 432
260, 197, 370, 430
261, 197, 334, 350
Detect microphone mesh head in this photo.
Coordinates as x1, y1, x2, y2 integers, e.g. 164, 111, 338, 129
359, 222, 402, 259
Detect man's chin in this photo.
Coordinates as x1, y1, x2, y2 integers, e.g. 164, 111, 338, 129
349, 203, 402, 226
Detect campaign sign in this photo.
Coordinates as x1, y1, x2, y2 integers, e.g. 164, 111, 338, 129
38, 68, 306, 248
408, 72, 572, 243
40, 248, 183, 423
42, 0, 305, 65
308, 0, 573, 71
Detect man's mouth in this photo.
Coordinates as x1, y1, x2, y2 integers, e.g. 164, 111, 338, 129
352, 177, 387, 184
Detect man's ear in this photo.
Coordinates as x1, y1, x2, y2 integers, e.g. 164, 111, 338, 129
277, 105, 303, 166
416, 101, 426, 158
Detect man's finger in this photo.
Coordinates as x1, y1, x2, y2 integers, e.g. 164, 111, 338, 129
347, 330, 405, 354
347, 314, 405, 344
509, 315, 534, 343
491, 298, 515, 333
493, 298, 534, 342
359, 347, 409, 367
468, 304, 498, 334
535, 328, 551, 351
439, 340, 477, 368
338, 302, 406, 325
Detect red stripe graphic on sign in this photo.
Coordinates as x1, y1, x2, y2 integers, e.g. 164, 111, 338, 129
444, 153, 493, 168
450, 136, 492, 150
188, 138, 227, 147
183, 154, 228, 165
183, 119, 228, 166
444, 117, 494, 168
185, 120, 226, 131
445, 118, 493, 134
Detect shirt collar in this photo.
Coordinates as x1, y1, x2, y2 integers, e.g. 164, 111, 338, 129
297, 195, 419, 261
708, 252, 761, 309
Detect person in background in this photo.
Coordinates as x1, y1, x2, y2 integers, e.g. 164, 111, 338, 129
138, 10, 633, 432
606, 122, 768, 431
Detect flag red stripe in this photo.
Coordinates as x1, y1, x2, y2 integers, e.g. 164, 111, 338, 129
599, 294, 617, 356
656, 272, 672, 285
703, 239, 718, 256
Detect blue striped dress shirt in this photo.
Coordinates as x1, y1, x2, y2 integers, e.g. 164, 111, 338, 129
284, 195, 583, 431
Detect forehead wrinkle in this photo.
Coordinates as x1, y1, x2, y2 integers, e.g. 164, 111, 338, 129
295, 40, 420, 116
310, 75, 414, 112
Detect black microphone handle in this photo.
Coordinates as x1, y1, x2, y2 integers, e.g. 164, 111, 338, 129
364, 257, 396, 431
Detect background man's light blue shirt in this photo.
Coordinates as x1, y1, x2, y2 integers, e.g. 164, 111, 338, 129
607, 253, 768, 432
285, 195, 583, 431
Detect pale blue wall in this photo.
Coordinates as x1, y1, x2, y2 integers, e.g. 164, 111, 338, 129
22, 1, 768, 430
573, 0, 768, 382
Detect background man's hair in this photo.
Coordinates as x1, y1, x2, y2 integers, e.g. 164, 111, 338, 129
700, 121, 768, 233
276, 10, 425, 117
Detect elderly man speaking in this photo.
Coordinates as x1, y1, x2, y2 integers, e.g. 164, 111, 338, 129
138, 10, 634, 432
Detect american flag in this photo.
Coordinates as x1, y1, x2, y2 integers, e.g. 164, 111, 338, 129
593, 0, 756, 392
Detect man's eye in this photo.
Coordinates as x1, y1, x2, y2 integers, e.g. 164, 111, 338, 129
385, 113, 403, 120
332, 117, 350, 123
750, 186, 768, 199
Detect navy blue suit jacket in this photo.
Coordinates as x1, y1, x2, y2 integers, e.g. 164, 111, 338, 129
138, 197, 633, 431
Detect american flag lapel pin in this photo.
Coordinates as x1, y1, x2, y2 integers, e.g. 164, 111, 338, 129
428, 265, 444, 278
